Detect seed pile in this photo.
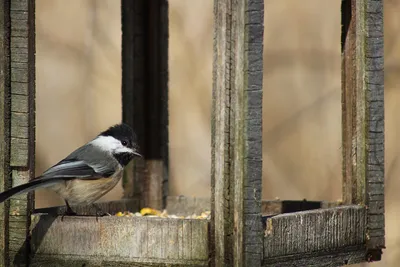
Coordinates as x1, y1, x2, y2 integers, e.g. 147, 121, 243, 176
115, 208, 211, 220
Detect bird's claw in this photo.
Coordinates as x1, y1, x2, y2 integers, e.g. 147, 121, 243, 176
61, 209, 77, 221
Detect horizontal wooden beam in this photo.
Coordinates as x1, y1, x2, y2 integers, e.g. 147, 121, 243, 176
264, 205, 366, 265
33, 199, 140, 217
263, 247, 366, 267
167, 196, 342, 217
30, 216, 209, 266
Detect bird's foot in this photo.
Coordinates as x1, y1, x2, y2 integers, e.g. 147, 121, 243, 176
91, 204, 111, 222
61, 208, 77, 221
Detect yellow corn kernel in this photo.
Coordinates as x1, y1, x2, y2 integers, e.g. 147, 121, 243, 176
140, 207, 161, 216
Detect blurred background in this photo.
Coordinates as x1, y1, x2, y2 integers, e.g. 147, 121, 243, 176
34, 0, 398, 265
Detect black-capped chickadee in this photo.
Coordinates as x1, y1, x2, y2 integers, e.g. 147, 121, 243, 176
0, 123, 142, 216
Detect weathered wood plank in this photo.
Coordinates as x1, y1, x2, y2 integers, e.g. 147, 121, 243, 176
10, 82, 28, 95
10, 112, 28, 138
166, 196, 342, 217
0, 1, 12, 266
30, 216, 209, 266
6, 1, 36, 266
264, 205, 366, 263
10, 0, 28, 12
211, 0, 235, 265
262, 247, 366, 267
10, 94, 28, 112
34, 199, 140, 216
341, 0, 385, 257
30, 256, 207, 267
10, 137, 28, 166
212, 0, 264, 266
121, 0, 169, 211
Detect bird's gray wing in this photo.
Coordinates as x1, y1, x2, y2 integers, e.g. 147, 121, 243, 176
39, 144, 117, 180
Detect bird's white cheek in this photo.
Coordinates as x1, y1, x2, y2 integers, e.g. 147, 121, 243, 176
91, 136, 123, 152
114, 146, 134, 154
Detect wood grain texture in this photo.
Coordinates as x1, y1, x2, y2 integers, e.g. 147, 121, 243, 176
0, 1, 12, 266
262, 247, 366, 267
33, 199, 140, 216
30, 256, 207, 267
30, 216, 209, 266
211, 0, 232, 264
263, 206, 366, 265
166, 196, 342, 217
4, 0, 35, 265
341, 0, 384, 257
211, 0, 264, 266
121, 0, 169, 210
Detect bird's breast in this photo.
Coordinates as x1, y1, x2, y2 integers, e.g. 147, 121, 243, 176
50, 169, 123, 206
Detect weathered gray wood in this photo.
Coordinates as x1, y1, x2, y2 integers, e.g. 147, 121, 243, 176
5, 0, 35, 266
211, 0, 264, 266
264, 205, 366, 264
262, 200, 342, 216
10, 112, 28, 139
121, 0, 169, 211
0, 1, 12, 266
341, 0, 385, 258
34, 199, 140, 216
166, 196, 342, 217
262, 247, 366, 267
30, 216, 209, 266
10, 137, 28, 166
30, 256, 207, 267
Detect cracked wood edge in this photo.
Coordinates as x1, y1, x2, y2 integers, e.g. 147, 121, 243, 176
211, 0, 264, 266
341, 0, 384, 256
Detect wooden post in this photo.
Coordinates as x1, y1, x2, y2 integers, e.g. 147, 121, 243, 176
0, 1, 11, 265
0, 0, 35, 265
121, 0, 169, 210
211, 0, 264, 266
341, 0, 384, 259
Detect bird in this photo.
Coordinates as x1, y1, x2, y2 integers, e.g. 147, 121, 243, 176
0, 123, 142, 218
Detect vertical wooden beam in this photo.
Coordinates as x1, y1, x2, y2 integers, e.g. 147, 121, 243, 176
121, 0, 169, 210
0, 0, 35, 265
211, 0, 264, 266
0, 1, 11, 266
341, 0, 384, 260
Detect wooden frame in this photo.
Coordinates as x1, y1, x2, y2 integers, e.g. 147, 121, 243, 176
0, 0, 384, 266
0, 0, 35, 265
211, 0, 384, 266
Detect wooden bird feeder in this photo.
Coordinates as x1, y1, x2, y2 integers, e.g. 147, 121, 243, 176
0, 0, 384, 266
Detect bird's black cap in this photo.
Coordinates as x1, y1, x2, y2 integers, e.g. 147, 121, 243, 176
99, 123, 136, 141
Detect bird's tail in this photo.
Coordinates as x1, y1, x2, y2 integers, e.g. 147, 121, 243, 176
0, 178, 63, 203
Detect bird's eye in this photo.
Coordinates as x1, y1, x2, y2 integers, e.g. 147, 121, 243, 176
121, 140, 128, 146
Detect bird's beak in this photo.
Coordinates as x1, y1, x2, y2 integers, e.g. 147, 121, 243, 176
133, 150, 143, 158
